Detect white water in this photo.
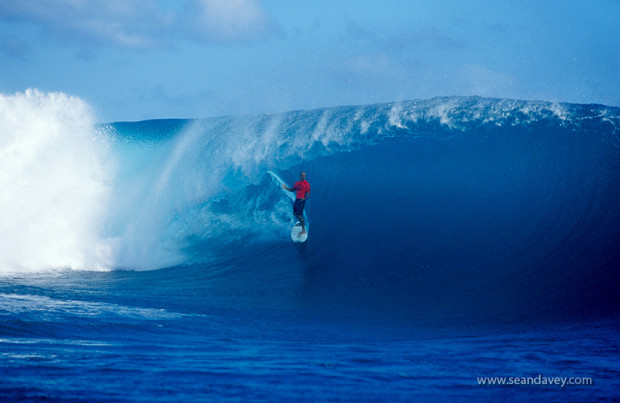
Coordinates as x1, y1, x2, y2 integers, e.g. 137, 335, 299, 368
0, 90, 113, 273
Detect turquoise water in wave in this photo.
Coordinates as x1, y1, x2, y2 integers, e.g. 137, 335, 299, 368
1, 93, 619, 401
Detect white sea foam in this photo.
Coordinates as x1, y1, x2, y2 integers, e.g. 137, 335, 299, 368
0, 293, 191, 320
0, 89, 113, 273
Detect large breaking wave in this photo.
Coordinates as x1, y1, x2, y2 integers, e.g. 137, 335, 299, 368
1, 89, 619, 321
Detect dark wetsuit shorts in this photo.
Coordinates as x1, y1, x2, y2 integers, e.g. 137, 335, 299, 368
293, 198, 306, 216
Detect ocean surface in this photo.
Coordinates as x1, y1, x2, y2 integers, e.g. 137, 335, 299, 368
1, 90, 619, 401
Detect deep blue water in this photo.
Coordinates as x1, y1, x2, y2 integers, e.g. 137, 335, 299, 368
1, 95, 619, 401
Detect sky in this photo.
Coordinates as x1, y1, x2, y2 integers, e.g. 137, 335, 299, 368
1, 0, 619, 122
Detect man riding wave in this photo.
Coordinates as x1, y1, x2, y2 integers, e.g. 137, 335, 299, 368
282, 172, 310, 236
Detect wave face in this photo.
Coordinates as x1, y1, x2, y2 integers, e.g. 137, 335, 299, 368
2, 92, 619, 322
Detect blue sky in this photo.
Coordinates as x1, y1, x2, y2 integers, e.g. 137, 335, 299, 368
1, 0, 619, 122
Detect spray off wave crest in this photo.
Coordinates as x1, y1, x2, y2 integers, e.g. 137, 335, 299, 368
0, 90, 113, 272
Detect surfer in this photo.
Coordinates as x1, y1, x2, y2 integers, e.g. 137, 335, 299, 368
282, 172, 310, 236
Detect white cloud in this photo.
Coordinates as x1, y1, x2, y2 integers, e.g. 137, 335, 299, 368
0, 0, 276, 51
0, 0, 169, 48
183, 0, 276, 43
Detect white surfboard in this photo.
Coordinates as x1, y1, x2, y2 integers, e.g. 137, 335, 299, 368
291, 222, 308, 242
